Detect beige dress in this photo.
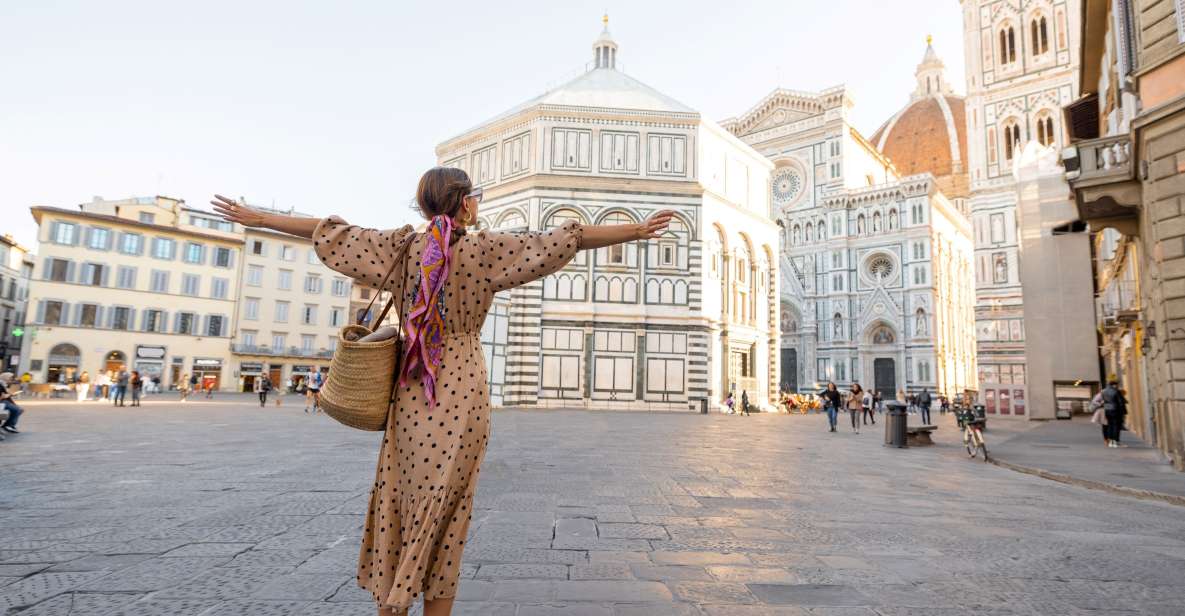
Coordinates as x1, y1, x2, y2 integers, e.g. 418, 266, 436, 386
313, 216, 582, 609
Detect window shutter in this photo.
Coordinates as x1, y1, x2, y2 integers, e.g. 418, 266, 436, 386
83, 227, 93, 248
158, 310, 168, 333
104, 306, 115, 328
172, 312, 181, 334
65, 261, 77, 283
226, 249, 236, 269
104, 230, 114, 250
59, 302, 71, 326
125, 308, 135, 331
34, 300, 45, 324
72, 225, 81, 245
219, 314, 229, 337
94, 306, 105, 329
141, 309, 150, 331
49, 222, 60, 244
100, 266, 110, 287
71, 305, 82, 326
42, 258, 52, 280
202, 315, 211, 337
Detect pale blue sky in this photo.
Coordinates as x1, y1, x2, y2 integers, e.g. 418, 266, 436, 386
0, 0, 964, 250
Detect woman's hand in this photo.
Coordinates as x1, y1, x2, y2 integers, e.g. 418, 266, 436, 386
636, 209, 676, 240
211, 194, 271, 228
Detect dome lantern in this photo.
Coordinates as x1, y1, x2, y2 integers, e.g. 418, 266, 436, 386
912, 35, 952, 101
592, 13, 618, 70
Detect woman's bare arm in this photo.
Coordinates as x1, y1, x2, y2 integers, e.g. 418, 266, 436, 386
210, 194, 319, 239
580, 210, 675, 250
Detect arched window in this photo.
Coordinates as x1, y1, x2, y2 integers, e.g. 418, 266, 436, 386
1035, 114, 1056, 146
494, 209, 526, 230
1031, 16, 1049, 54
999, 25, 1017, 64
1003, 121, 1022, 161
599, 211, 637, 265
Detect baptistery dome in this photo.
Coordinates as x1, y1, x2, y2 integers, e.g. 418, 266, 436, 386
869, 38, 969, 200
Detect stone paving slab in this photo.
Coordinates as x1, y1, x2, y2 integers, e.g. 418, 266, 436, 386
1, 399, 1184, 615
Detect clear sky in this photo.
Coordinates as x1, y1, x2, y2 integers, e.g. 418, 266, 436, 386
0, 0, 964, 251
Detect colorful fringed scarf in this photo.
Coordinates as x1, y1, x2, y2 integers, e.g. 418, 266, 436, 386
398, 215, 455, 407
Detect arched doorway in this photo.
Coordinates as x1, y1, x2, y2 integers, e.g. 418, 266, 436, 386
866, 322, 899, 397
47, 343, 81, 384
104, 350, 127, 374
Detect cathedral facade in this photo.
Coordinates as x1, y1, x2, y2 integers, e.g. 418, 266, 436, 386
437, 21, 780, 411
724, 43, 977, 398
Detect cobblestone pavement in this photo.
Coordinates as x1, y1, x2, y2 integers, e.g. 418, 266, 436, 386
2, 397, 1185, 615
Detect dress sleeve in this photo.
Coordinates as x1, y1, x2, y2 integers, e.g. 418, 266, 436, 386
312, 215, 415, 292
480, 220, 583, 293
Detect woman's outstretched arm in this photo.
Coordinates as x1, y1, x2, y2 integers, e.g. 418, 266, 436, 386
580, 210, 676, 249
210, 194, 319, 239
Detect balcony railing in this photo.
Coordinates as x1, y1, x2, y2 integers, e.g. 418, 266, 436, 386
1067, 134, 1134, 187
1097, 279, 1140, 324
1065, 134, 1140, 224
231, 343, 333, 358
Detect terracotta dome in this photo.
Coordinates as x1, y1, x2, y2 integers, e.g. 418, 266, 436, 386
869, 40, 969, 200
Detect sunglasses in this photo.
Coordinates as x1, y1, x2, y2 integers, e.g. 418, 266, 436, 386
467, 186, 484, 203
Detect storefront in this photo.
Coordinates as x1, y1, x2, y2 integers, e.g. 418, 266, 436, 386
192, 358, 223, 391
103, 350, 127, 374
239, 361, 264, 392
46, 343, 81, 384
291, 364, 315, 391
268, 363, 284, 391
134, 345, 166, 387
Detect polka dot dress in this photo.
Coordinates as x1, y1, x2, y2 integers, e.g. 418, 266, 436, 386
313, 215, 582, 611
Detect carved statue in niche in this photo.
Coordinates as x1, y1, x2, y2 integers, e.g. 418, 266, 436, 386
993, 252, 1008, 283
857, 214, 866, 235
915, 310, 928, 336
781, 309, 798, 332
872, 211, 882, 232
833, 316, 843, 338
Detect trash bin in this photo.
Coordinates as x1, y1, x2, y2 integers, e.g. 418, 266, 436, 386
884, 401, 908, 448
700, 398, 708, 414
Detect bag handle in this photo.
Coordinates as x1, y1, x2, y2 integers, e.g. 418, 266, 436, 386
358, 232, 416, 329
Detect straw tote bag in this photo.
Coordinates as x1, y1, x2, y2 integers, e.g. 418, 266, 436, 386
320, 234, 414, 431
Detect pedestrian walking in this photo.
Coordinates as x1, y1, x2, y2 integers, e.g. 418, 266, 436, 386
861, 387, 875, 426
212, 168, 674, 616
204, 378, 214, 399
255, 375, 272, 407
741, 390, 751, 416
940, 396, 950, 415
130, 371, 143, 406
77, 370, 90, 402
873, 390, 884, 415
113, 365, 129, 407
917, 388, 932, 424
821, 382, 841, 432
0, 372, 25, 435
846, 383, 863, 433
1100, 380, 1128, 448
98, 371, 111, 400
724, 392, 735, 414
179, 373, 190, 402
305, 369, 323, 413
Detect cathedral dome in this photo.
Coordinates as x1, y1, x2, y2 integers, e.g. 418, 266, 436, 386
869, 38, 969, 199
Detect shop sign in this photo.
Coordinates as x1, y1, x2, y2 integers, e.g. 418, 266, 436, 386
193, 358, 223, 368
240, 362, 264, 373
136, 345, 167, 360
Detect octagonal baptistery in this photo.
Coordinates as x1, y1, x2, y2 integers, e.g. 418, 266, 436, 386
869, 39, 969, 202
435, 17, 781, 412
